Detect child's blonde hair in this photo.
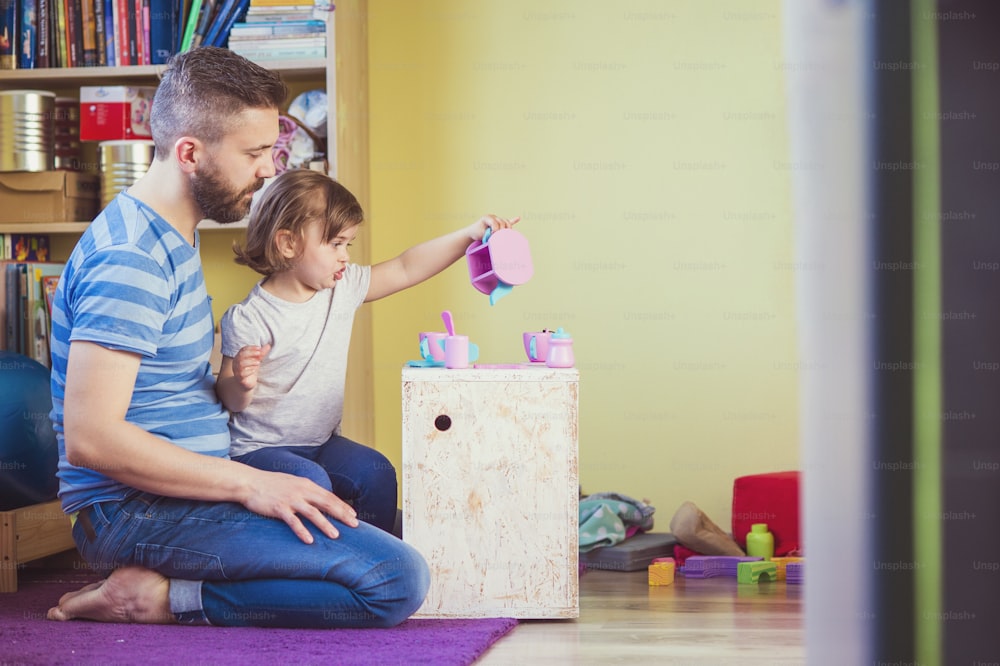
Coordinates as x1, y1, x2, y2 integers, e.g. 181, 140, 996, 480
234, 169, 364, 276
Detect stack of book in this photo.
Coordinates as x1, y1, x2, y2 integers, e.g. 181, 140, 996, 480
0, 0, 328, 69
1, 0, 183, 68
226, 0, 326, 62
1, 234, 63, 368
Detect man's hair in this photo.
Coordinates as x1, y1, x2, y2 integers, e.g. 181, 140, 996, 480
234, 169, 365, 276
150, 47, 289, 159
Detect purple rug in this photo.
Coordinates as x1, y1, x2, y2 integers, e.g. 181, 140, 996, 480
1, 569, 518, 665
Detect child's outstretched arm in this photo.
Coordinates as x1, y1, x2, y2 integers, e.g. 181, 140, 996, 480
366, 214, 520, 302
216, 344, 272, 413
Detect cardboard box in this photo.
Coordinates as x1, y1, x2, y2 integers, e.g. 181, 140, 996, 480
0, 171, 101, 224
79, 86, 156, 141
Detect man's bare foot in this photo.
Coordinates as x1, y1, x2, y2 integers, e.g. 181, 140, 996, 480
47, 566, 176, 624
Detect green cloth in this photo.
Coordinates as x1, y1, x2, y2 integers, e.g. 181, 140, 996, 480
578, 492, 655, 553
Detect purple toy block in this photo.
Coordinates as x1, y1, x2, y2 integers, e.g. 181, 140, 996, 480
681, 555, 763, 578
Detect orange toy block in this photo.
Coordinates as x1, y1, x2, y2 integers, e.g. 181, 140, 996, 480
770, 556, 805, 581
648, 557, 676, 586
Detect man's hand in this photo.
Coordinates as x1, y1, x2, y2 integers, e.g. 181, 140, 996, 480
240, 467, 360, 544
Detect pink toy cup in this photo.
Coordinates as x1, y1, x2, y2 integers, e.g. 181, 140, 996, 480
522, 331, 552, 363
419, 332, 447, 361
444, 335, 470, 369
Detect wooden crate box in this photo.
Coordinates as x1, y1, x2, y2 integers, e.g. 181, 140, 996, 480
401, 366, 579, 619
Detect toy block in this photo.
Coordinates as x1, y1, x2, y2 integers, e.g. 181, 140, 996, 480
682, 555, 762, 578
648, 557, 675, 586
770, 556, 805, 581
737, 561, 778, 584
785, 560, 804, 584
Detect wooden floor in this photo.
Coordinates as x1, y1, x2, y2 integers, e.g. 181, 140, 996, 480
478, 569, 805, 665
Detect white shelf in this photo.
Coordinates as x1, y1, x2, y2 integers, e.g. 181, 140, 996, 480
0, 221, 246, 234
0, 222, 91, 234
0, 60, 327, 88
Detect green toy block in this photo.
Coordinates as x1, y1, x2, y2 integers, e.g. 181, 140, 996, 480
737, 561, 778, 584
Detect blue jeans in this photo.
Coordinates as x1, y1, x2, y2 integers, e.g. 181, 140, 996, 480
232, 436, 398, 533
72, 492, 429, 628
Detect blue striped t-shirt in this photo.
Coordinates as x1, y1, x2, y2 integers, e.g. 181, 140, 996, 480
49, 193, 231, 513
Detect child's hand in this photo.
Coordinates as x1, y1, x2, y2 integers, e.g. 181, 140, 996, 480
468, 214, 521, 241
232, 344, 272, 390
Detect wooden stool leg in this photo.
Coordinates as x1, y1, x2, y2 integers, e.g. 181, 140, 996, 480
0, 501, 76, 593
1, 509, 19, 593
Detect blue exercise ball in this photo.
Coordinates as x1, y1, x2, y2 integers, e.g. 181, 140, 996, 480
0, 351, 59, 510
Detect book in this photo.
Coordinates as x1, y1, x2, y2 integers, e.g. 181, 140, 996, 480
148, 0, 175, 63
0, 263, 7, 349
125, 0, 137, 63
3, 263, 19, 352
54, 0, 67, 66
66, 0, 83, 67
188, 0, 213, 47
8, 263, 26, 355
174, 0, 188, 53
199, 0, 234, 46
27, 262, 64, 366
114, 0, 128, 64
207, 0, 246, 46
1, 0, 18, 69
228, 42, 323, 60
228, 34, 323, 47
18, 0, 37, 68
92, 0, 105, 64
103, 0, 113, 64
135, 0, 147, 64
228, 18, 322, 37
37, 0, 50, 67
244, 7, 314, 22
79, 0, 97, 66
42, 274, 60, 320
177, 0, 200, 51
5, 234, 51, 261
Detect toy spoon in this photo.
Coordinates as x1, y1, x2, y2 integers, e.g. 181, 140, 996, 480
441, 310, 455, 336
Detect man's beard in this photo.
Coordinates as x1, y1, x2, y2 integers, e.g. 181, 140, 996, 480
190, 160, 265, 224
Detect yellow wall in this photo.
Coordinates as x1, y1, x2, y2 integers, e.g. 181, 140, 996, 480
367, 0, 798, 528
200, 231, 262, 324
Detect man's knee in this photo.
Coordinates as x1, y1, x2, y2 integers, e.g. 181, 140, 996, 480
367, 549, 430, 627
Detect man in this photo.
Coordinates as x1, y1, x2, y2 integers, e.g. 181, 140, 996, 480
47, 47, 429, 627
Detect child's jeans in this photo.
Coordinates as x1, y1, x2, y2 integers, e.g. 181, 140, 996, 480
233, 435, 398, 533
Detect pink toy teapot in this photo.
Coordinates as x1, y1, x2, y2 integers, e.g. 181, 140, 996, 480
545, 327, 575, 368
466, 227, 533, 305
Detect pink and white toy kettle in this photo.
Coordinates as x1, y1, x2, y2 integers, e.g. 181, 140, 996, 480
545, 328, 575, 368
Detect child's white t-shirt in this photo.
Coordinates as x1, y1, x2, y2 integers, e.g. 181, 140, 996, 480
219, 263, 371, 457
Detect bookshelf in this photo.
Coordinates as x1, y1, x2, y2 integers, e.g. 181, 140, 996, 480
0, 0, 375, 445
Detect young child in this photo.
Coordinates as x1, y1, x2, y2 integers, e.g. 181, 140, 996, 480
216, 169, 518, 533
